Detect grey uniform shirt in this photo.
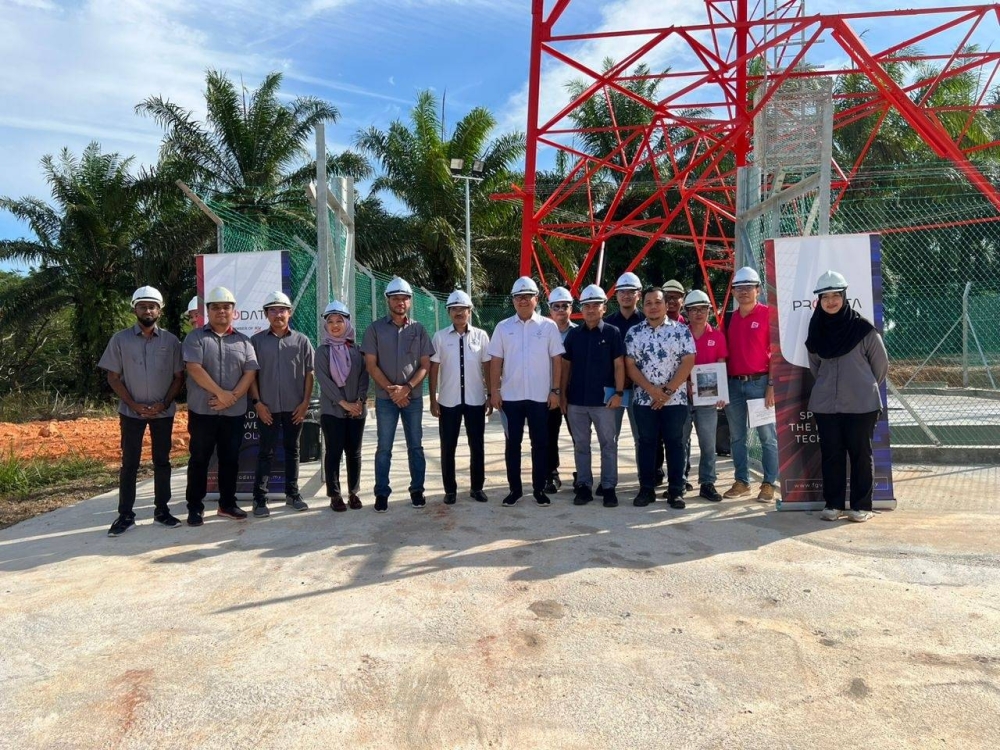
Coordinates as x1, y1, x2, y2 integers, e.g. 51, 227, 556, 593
183, 326, 259, 417
98, 324, 183, 419
808, 329, 889, 414
250, 327, 315, 412
315, 343, 370, 418
359, 316, 435, 400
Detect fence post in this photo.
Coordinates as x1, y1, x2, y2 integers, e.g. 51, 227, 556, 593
356, 262, 377, 323
962, 281, 971, 387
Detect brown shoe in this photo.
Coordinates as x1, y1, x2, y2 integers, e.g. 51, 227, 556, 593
723, 480, 751, 499
348, 495, 362, 510
756, 482, 776, 503
330, 495, 347, 513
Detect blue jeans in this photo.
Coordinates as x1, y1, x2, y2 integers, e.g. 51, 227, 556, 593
632, 404, 687, 495
374, 396, 425, 497
681, 405, 719, 485
724, 376, 778, 485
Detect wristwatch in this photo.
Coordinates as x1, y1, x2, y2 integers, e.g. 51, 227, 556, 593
614, 390, 624, 397
550, 388, 561, 395
251, 398, 260, 405
661, 386, 674, 395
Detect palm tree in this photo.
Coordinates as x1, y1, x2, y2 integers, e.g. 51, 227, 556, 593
0, 143, 141, 391
355, 90, 525, 291
137, 70, 339, 221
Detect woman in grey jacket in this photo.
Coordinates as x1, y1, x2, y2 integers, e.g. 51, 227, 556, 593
805, 271, 889, 523
316, 301, 369, 512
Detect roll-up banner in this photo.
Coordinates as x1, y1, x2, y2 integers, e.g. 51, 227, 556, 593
196, 251, 293, 496
765, 234, 896, 510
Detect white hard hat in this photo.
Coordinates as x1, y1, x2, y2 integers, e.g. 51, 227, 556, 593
732, 266, 761, 286
131, 286, 163, 308
814, 270, 849, 295
205, 286, 236, 305
547, 286, 573, 304
683, 289, 711, 308
662, 279, 685, 295
323, 300, 351, 319
579, 284, 607, 304
262, 290, 293, 309
511, 276, 539, 295
615, 271, 642, 291
186, 296, 199, 314
384, 276, 414, 297
446, 290, 473, 309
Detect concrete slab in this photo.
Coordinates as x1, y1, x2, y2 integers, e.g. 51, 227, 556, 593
1, 412, 998, 749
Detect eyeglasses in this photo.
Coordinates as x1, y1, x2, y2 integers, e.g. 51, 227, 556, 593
687, 306, 710, 313
550, 303, 571, 311
513, 294, 535, 301
266, 307, 290, 315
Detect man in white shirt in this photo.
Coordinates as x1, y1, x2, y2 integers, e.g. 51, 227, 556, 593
488, 277, 565, 507
429, 290, 492, 505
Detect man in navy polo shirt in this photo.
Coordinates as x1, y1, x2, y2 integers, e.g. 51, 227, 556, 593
560, 284, 625, 508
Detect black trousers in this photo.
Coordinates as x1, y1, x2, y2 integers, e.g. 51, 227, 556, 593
439, 403, 486, 494
118, 414, 174, 517
253, 412, 302, 500
814, 411, 880, 511
546, 408, 570, 477
321, 413, 366, 497
503, 400, 549, 494
186, 411, 245, 513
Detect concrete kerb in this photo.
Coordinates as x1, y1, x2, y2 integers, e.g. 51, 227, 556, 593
1, 410, 999, 748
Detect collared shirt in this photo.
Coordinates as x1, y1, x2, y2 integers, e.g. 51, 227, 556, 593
251, 327, 315, 412
625, 318, 696, 407
360, 315, 435, 399
487, 312, 565, 403
183, 325, 260, 417
562, 320, 625, 407
554, 321, 577, 343
430, 324, 491, 408
605, 308, 645, 339
726, 303, 770, 376
692, 324, 728, 365
98, 324, 183, 419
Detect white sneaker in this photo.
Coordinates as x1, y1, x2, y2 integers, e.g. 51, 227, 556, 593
820, 508, 844, 521
846, 510, 872, 523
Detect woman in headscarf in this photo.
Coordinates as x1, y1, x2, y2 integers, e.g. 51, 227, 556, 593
315, 301, 369, 512
805, 271, 889, 523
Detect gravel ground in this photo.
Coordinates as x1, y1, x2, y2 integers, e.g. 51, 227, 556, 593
1, 413, 998, 749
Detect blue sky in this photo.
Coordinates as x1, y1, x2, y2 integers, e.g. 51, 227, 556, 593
0, 0, 988, 272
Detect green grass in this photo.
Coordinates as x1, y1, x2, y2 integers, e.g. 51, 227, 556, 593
0, 452, 113, 498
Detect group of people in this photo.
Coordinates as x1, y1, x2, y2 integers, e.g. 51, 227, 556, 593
100, 263, 888, 537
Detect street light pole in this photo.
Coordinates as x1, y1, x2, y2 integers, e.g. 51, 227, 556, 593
450, 158, 485, 296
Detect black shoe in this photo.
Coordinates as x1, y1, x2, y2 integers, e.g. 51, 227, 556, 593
595, 485, 605, 497
633, 488, 655, 507
534, 491, 551, 506
107, 515, 135, 537
543, 475, 561, 494
443, 493, 457, 505
217, 504, 247, 520
470, 490, 488, 503
502, 492, 521, 507
153, 512, 181, 528
602, 489, 619, 508
285, 495, 308, 511
411, 493, 426, 508
699, 483, 723, 502
374, 496, 388, 513
573, 486, 593, 506
186, 511, 203, 527
684, 481, 694, 492
252, 500, 270, 518
667, 494, 686, 509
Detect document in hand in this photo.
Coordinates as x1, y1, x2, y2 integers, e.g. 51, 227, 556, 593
747, 398, 776, 428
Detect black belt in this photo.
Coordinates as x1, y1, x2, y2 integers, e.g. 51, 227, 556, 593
732, 373, 768, 382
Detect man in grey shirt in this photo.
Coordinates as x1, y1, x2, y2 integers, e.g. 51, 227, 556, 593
99, 286, 184, 536
183, 286, 259, 526
360, 276, 434, 512
248, 291, 315, 517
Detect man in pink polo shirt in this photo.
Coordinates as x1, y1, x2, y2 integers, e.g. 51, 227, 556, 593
680, 290, 728, 502
723, 266, 779, 502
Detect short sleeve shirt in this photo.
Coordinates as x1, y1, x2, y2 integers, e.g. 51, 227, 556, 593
604, 309, 645, 339
562, 321, 625, 407
98, 324, 183, 419
726, 303, 770, 376
183, 326, 260, 417
360, 316, 435, 399
625, 319, 697, 407
487, 312, 565, 403
251, 327, 315, 412
430, 325, 491, 408
692, 324, 728, 365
